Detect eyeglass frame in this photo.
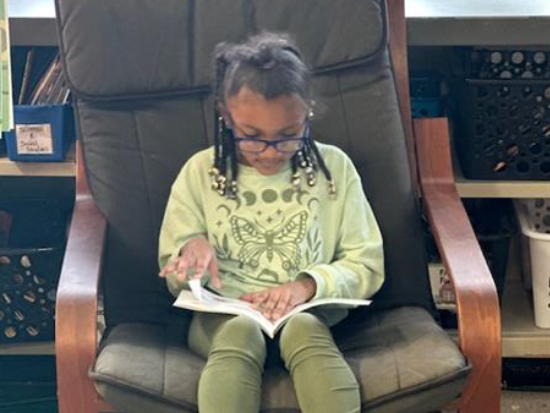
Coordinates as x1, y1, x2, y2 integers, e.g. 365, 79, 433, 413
229, 120, 311, 154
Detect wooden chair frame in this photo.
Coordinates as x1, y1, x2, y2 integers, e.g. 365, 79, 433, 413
55, 0, 502, 411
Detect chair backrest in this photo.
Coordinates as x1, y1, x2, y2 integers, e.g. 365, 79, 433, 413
55, 0, 434, 326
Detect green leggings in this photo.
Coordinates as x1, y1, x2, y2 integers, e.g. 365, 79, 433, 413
188, 312, 360, 413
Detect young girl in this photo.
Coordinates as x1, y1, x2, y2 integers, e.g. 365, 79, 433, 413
159, 32, 384, 413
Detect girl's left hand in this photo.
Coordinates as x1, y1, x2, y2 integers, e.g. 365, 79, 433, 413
240, 277, 316, 321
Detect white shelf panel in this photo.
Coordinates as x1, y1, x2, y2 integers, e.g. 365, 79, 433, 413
502, 278, 550, 358
500, 238, 548, 358
452, 151, 550, 199
0, 341, 54, 355
455, 176, 550, 199
0, 146, 76, 177
446, 238, 550, 358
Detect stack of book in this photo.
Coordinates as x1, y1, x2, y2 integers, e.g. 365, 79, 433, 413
18, 52, 71, 107
3, 50, 75, 161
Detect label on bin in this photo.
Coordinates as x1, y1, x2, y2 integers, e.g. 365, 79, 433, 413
15, 124, 54, 155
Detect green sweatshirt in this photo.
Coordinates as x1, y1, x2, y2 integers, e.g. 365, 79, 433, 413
159, 142, 384, 323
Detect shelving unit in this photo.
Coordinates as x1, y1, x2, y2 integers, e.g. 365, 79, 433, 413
0, 340, 54, 355
501, 239, 550, 358
502, 279, 550, 358
450, 156, 550, 358
453, 156, 550, 199
3, 0, 550, 359
0, 145, 76, 177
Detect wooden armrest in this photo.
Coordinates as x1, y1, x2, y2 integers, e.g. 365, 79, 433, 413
414, 118, 501, 413
56, 142, 108, 413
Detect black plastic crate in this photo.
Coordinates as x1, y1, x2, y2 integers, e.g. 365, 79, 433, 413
454, 79, 550, 180
463, 48, 550, 80
0, 200, 67, 344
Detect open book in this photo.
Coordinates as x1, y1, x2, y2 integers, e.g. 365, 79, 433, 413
173, 280, 372, 338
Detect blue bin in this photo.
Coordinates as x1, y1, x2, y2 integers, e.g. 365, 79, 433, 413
4, 104, 75, 162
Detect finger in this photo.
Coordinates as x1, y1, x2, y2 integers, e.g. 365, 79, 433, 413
241, 291, 264, 302
176, 255, 192, 282
208, 256, 221, 288
271, 292, 291, 320
192, 259, 208, 280
159, 258, 178, 277
252, 293, 269, 308
262, 291, 281, 319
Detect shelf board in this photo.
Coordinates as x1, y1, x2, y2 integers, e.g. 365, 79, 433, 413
0, 341, 54, 355
455, 174, 550, 199
10, 0, 550, 47
501, 278, 550, 358
452, 151, 550, 199
446, 237, 550, 358
0, 145, 76, 177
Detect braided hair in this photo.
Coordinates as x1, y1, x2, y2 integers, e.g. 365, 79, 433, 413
209, 32, 336, 199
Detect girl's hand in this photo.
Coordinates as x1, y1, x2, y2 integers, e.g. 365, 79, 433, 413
240, 277, 316, 321
159, 236, 221, 288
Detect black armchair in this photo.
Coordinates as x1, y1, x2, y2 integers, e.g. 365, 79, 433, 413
54, 0, 501, 412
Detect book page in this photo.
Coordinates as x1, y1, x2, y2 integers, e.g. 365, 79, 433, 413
271, 296, 372, 333
182, 280, 276, 336
177, 280, 372, 338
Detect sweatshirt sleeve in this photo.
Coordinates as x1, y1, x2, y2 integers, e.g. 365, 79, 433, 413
158, 157, 207, 296
298, 157, 385, 300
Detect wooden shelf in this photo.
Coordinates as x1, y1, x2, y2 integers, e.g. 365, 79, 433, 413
10, 0, 550, 47
0, 145, 76, 177
0, 341, 54, 355
445, 237, 550, 358
452, 150, 550, 199
500, 237, 550, 358
501, 278, 550, 358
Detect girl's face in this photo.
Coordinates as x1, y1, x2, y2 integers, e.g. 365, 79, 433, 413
225, 86, 309, 176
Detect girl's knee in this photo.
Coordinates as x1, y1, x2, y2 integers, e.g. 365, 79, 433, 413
212, 315, 267, 362
280, 313, 327, 341
279, 313, 333, 356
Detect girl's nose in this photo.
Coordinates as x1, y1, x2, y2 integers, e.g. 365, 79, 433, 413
261, 144, 280, 158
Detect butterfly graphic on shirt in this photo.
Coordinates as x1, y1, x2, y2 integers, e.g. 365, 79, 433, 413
230, 211, 308, 272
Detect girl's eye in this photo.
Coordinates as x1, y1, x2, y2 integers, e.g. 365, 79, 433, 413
243, 134, 260, 139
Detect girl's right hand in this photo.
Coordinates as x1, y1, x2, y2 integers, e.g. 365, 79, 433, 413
158, 236, 221, 288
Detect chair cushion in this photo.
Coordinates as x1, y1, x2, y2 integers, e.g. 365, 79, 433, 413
56, 0, 386, 100
91, 307, 470, 413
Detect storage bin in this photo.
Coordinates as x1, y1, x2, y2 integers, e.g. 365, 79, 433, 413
0, 199, 67, 343
466, 49, 550, 81
3, 104, 75, 162
514, 198, 550, 329
453, 79, 550, 180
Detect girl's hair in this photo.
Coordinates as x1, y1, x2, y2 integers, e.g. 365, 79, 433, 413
210, 32, 335, 199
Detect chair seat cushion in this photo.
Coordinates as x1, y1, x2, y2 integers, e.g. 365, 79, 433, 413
90, 307, 470, 413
